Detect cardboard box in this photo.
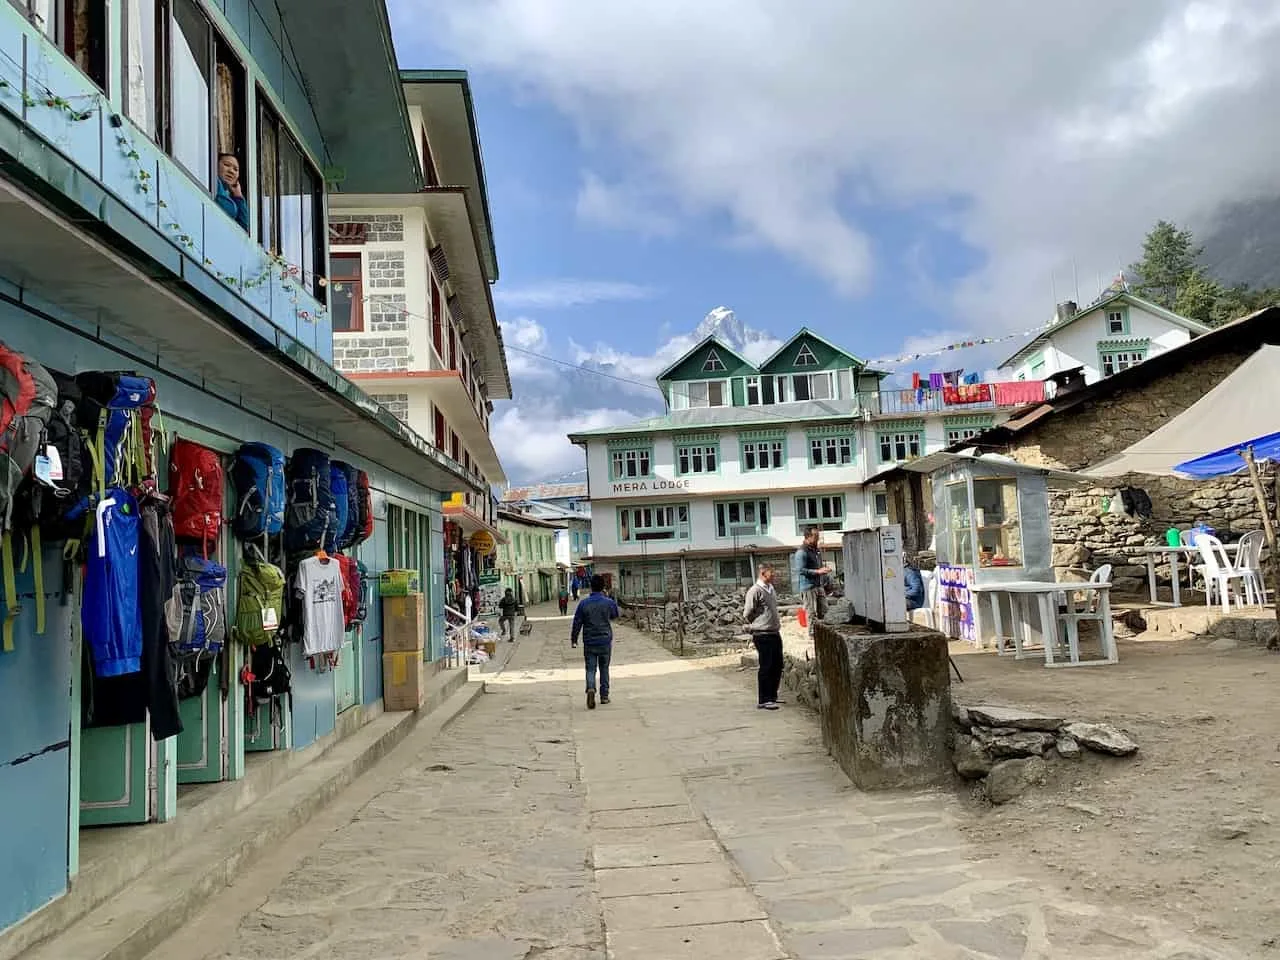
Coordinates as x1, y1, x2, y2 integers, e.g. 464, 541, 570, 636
379, 569, 422, 596
383, 649, 425, 711
383, 594, 425, 653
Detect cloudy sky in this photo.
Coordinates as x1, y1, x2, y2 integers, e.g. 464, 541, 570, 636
387, 0, 1280, 483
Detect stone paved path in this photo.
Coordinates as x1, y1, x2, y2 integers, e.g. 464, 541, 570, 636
176, 616, 1237, 960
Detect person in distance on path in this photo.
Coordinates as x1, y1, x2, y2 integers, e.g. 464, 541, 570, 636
498, 588, 518, 642
743, 562, 784, 710
571, 574, 618, 710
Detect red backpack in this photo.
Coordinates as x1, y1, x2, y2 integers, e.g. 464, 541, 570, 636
169, 438, 224, 551
0, 343, 56, 651
335, 553, 359, 630
355, 470, 373, 544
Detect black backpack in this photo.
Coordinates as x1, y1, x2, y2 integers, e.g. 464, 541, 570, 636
245, 642, 292, 735
13, 371, 93, 544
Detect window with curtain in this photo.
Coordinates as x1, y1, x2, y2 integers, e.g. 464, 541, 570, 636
12, 1, 105, 88
257, 95, 326, 297
122, 0, 159, 137
257, 97, 278, 252
330, 253, 362, 331
170, 0, 212, 187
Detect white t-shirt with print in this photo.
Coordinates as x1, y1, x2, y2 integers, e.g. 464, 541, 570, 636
298, 555, 344, 656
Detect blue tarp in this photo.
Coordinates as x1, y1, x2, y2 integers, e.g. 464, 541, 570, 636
1174, 430, 1280, 480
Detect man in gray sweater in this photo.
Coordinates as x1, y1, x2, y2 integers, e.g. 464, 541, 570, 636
743, 563, 783, 710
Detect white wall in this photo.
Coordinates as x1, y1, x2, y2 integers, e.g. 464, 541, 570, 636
1001, 303, 1194, 384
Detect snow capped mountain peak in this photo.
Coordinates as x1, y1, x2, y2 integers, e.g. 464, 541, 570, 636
693, 306, 773, 358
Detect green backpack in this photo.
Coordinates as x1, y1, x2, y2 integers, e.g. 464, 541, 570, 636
232, 546, 286, 648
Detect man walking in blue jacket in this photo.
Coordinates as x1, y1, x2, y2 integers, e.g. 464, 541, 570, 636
571, 574, 619, 709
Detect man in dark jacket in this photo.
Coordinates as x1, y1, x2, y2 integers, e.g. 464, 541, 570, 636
498, 588, 518, 642
571, 574, 619, 709
793, 527, 831, 635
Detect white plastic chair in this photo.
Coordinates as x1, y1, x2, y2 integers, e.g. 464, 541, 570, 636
1235, 530, 1267, 606
1057, 564, 1112, 662
1194, 534, 1250, 614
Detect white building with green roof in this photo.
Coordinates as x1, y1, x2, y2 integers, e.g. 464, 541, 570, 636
569, 328, 1045, 598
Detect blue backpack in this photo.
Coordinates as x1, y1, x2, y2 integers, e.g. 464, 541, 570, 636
231, 442, 285, 540
285, 448, 334, 552
166, 555, 228, 657
325, 462, 350, 553
332, 460, 361, 550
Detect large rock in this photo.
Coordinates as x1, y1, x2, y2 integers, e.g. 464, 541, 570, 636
1052, 542, 1092, 568
1055, 733, 1082, 759
985, 756, 1048, 805
987, 731, 1055, 759
952, 734, 993, 779
966, 704, 1064, 732
1061, 721, 1139, 757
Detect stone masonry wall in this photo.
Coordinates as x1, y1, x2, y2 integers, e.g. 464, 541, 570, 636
1002, 346, 1274, 586
368, 251, 406, 289
370, 392, 410, 422
368, 294, 408, 333
331, 336, 411, 374
328, 214, 404, 243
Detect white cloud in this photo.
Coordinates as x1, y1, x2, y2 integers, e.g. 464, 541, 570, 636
491, 306, 782, 481
575, 172, 679, 237
494, 277, 658, 309
489, 402, 641, 480
394, 0, 1280, 326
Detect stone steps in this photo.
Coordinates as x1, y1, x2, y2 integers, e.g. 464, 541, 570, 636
6, 667, 481, 960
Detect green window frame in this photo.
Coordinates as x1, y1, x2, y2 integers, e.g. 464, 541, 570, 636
609, 444, 654, 480
739, 432, 787, 472
944, 416, 994, 446
877, 430, 923, 463
1104, 306, 1129, 336
1097, 338, 1150, 377
618, 503, 691, 543
674, 434, 720, 475
807, 428, 854, 467
716, 557, 753, 583
794, 494, 845, 534
620, 562, 665, 598
714, 498, 771, 538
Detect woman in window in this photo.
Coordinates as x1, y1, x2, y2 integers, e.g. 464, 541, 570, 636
214, 153, 249, 231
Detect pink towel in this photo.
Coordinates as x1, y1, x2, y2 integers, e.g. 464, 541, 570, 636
993, 381, 1046, 406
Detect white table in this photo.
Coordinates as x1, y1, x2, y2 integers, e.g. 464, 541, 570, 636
1142, 543, 1241, 607
970, 581, 1116, 667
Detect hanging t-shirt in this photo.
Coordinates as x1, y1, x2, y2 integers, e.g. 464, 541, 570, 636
297, 555, 344, 656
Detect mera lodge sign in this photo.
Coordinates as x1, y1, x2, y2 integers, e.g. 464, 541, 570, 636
609, 477, 694, 496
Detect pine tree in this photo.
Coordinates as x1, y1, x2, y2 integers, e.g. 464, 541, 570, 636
1128, 220, 1202, 310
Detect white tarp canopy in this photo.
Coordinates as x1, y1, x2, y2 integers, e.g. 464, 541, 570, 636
1086, 344, 1280, 479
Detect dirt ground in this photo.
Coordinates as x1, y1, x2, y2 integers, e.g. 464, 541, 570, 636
726, 628, 1280, 957
951, 633, 1279, 957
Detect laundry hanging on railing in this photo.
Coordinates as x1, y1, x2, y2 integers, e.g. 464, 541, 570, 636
943, 383, 993, 405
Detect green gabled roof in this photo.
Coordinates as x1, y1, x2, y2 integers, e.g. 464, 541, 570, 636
656, 335, 758, 383
757, 328, 865, 374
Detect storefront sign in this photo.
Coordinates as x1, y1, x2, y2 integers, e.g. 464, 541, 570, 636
609, 478, 693, 495
479, 571, 501, 586
470, 530, 496, 556
444, 492, 464, 508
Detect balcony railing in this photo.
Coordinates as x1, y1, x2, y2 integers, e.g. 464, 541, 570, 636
0, 17, 331, 362
856, 381, 1048, 417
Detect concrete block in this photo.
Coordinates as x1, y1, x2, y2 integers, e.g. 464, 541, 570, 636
595, 862, 740, 899
602, 888, 764, 931
606, 920, 786, 960
812, 623, 952, 790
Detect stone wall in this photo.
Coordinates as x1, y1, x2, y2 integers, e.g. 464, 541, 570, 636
332, 335, 411, 374
368, 251, 406, 289
329, 214, 404, 243
1001, 346, 1274, 584
370, 392, 410, 422
368, 294, 408, 333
